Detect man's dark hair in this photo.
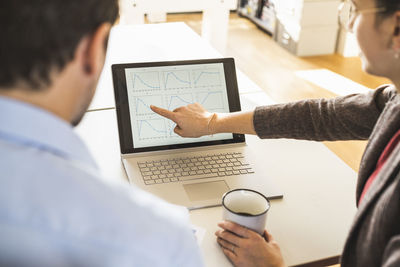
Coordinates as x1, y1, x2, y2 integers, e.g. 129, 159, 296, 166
0, 0, 119, 90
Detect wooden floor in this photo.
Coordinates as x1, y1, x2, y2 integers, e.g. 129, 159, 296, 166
162, 12, 391, 174
157, 13, 392, 267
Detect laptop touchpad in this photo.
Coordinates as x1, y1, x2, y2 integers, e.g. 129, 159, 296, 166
183, 180, 229, 202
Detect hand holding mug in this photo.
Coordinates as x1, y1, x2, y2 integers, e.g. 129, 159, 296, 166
215, 221, 285, 267
216, 189, 285, 267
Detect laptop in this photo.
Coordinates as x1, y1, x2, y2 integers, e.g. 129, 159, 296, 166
112, 58, 283, 210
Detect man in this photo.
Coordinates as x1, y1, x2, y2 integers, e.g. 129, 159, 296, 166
0, 1, 203, 266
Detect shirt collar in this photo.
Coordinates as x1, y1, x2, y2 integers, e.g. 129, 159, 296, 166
0, 96, 97, 169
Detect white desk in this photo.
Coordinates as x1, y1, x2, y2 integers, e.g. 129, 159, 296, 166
78, 23, 358, 266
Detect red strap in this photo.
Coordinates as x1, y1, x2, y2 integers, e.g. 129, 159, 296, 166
359, 129, 400, 205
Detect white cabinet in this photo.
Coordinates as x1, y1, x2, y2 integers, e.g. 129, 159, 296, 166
119, 0, 238, 54
273, 0, 339, 26
273, 0, 341, 56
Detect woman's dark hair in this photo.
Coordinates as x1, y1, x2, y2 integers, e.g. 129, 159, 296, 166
376, 0, 400, 17
0, 0, 119, 90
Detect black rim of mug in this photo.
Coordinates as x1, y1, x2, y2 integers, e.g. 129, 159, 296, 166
222, 188, 270, 217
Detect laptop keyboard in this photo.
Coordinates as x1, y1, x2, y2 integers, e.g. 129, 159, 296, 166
138, 152, 255, 185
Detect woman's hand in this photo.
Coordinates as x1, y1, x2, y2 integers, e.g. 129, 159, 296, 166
215, 221, 285, 267
150, 103, 215, 137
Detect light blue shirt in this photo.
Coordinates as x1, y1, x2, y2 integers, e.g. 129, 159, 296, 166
0, 96, 203, 267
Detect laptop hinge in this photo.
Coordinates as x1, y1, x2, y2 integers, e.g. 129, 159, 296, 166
121, 142, 246, 159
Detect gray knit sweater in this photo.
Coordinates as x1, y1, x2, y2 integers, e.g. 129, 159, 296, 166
253, 85, 400, 267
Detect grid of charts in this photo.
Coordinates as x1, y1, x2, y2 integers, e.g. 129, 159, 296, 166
125, 63, 231, 148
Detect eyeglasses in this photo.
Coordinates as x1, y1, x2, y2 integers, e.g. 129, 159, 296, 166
338, 1, 387, 30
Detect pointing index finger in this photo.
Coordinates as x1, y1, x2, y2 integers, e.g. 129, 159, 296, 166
150, 105, 176, 121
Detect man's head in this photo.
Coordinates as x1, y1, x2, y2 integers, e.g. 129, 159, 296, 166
0, 0, 119, 125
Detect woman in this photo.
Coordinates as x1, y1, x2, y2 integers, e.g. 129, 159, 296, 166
151, 0, 400, 266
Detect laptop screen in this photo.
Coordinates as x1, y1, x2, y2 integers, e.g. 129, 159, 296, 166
112, 58, 245, 154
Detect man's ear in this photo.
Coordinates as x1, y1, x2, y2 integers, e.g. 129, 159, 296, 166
392, 12, 400, 51
82, 23, 112, 76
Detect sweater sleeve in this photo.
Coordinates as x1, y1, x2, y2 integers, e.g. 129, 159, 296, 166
253, 85, 394, 141
382, 236, 400, 267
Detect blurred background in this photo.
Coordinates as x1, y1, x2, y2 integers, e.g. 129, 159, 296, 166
116, 0, 390, 180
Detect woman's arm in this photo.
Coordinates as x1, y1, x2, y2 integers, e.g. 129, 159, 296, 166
150, 103, 256, 137
151, 85, 393, 140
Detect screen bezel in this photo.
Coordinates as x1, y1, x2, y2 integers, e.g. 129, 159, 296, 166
112, 58, 245, 154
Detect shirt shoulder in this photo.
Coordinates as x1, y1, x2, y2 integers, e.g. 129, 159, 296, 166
0, 140, 202, 267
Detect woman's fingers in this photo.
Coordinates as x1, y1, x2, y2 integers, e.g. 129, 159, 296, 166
215, 229, 243, 246
217, 221, 251, 238
217, 236, 236, 251
221, 247, 238, 265
151, 103, 211, 138
172, 106, 184, 113
174, 126, 183, 136
264, 230, 274, 242
216, 224, 285, 267
150, 105, 176, 121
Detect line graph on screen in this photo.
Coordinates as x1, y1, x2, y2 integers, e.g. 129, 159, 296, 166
193, 69, 221, 88
132, 72, 160, 91
167, 94, 194, 111
137, 119, 167, 140
197, 91, 224, 111
134, 95, 163, 115
163, 71, 191, 89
